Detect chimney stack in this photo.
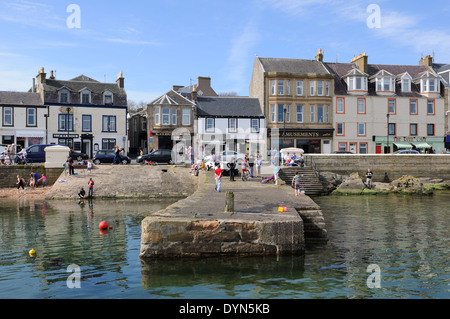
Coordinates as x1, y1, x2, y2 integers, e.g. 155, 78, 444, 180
192, 84, 198, 101
420, 55, 433, 67
49, 70, 55, 80
37, 67, 46, 84
351, 53, 368, 73
116, 71, 125, 89
315, 48, 323, 62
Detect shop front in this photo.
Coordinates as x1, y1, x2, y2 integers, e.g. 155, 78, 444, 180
268, 128, 334, 154
374, 136, 445, 154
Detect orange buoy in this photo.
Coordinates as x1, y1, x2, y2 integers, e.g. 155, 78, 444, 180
99, 221, 109, 229
109, 225, 113, 230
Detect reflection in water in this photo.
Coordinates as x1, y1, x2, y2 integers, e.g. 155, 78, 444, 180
0, 193, 449, 299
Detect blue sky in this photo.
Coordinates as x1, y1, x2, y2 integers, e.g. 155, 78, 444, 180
1, 0, 450, 103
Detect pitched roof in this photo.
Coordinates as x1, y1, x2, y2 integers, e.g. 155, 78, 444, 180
196, 96, 263, 118
148, 90, 195, 106
0, 91, 42, 105
325, 62, 430, 96
257, 57, 331, 75
43, 76, 125, 95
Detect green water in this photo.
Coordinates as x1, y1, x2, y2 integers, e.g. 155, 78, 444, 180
0, 193, 449, 299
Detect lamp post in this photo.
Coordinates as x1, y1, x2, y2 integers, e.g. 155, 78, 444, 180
67, 107, 71, 148
283, 107, 287, 149
386, 113, 390, 154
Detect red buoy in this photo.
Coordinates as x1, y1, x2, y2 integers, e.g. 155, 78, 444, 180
99, 221, 109, 229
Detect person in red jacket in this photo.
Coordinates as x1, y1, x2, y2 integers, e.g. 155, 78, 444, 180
214, 163, 222, 192
88, 178, 94, 198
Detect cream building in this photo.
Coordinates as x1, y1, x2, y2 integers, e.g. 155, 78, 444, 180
325, 54, 446, 153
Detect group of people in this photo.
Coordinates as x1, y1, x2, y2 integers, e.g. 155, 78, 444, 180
283, 152, 305, 167
1, 144, 28, 165
113, 145, 126, 165
78, 178, 95, 199
16, 172, 47, 192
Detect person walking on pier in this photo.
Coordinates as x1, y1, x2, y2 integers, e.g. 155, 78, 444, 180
214, 163, 222, 192
291, 171, 303, 196
274, 163, 280, 186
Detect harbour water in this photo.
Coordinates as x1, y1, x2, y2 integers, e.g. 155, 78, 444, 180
0, 193, 448, 299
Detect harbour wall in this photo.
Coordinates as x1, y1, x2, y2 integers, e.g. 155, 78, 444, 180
307, 154, 450, 182
0, 165, 64, 188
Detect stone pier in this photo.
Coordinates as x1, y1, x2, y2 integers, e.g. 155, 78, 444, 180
140, 170, 327, 258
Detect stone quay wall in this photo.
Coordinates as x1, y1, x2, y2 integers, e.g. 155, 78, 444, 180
307, 154, 450, 182
0, 165, 64, 188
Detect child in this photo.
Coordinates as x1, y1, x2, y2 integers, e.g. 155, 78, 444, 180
291, 171, 303, 196
214, 163, 222, 192
88, 178, 94, 198
38, 175, 47, 187
274, 164, 280, 186
16, 175, 25, 193
87, 159, 92, 175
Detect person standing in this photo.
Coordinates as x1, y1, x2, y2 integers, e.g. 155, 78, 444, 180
87, 158, 92, 175
227, 158, 236, 181
214, 163, 222, 192
88, 178, 94, 198
113, 145, 120, 165
68, 156, 75, 175
365, 169, 373, 189
248, 155, 254, 178
255, 155, 262, 177
274, 164, 280, 186
16, 175, 25, 193
291, 171, 303, 196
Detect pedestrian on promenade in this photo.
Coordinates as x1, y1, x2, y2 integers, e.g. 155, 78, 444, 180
241, 155, 248, 181
227, 158, 236, 181
365, 168, 373, 189
113, 145, 120, 165
88, 178, 94, 198
248, 155, 254, 178
256, 155, 262, 177
274, 163, 280, 186
291, 171, 303, 196
68, 156, 75, 175
214, 162, 222, 192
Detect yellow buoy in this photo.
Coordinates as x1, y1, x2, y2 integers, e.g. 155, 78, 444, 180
29, 248, 36, 257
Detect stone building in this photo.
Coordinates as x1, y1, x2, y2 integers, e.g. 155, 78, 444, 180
249, 50, 335, 153
35, 68, 128, 158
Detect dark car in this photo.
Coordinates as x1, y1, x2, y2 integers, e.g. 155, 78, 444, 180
136, 149, 174, 164
332, 151, 354, 154
393, 149, 420, 154
70, 150, 89, 161
93, 150, 131, 165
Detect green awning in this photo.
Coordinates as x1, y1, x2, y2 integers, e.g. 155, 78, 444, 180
412, 142, 431, 149
394, 142, 413, 149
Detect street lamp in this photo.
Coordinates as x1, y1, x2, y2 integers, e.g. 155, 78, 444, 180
283, 107, 287, 149
386, 113, 390, 154
67, 107, 71, 148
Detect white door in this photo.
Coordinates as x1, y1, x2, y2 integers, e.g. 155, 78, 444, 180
323, 140, 331, 154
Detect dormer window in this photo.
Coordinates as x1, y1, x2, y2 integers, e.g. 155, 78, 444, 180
80, 89, 91, 104
372, 70, 396, 94
421, 78, 439, 93
58, 88, 71, 103
344, 68, 368, 94
103, 90, 114, 105
399, 72, 412, 93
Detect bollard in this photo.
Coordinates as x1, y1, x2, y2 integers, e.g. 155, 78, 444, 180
225, 192, 234, 212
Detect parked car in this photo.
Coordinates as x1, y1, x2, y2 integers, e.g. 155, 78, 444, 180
22, 144, 61, 163
70, 150, 89, 161
393, 149, 420, 154
136, 149, 174, 164
93, 150, 131, 165
204, 151, 246, 165
332, 151, 354, 154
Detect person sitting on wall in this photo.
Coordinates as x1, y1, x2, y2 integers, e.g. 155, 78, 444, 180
78, 187, 86, 198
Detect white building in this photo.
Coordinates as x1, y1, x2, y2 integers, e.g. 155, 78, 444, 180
35, 68, 128, 157
195, 96, 266, 159
0, 91, 46, 151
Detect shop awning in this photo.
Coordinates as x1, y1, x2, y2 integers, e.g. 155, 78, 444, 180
394, 142, 413, 149
15, 130, 46, 138
412, 142, 431, 149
